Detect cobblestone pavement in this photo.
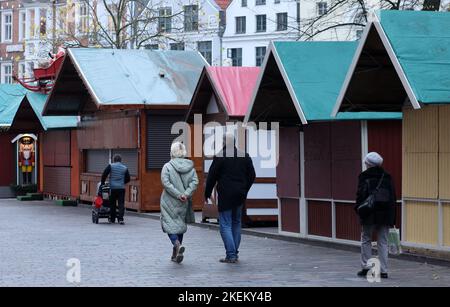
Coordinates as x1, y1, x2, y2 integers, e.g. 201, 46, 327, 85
1, 199, 449, 287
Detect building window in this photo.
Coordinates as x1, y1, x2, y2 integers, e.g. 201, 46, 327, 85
256, 0, 266, 5
2, 12, 13, 42
144, 44, 159, 50
242, 0, 247, 6
107, 4, 117, 34
276, 13, 288, 31
256, 15, 266, 32
255, 46, 266, 67
198, 41, 212, 65
275, 0, 280, 3
184, 5, 198, 32
19, 11, 26, 41
317, 2, 328, 16
228, 48, 242, 67
158, 7, 172, 33
355, 29, 364, 40
40, 9, 47, 36
170, 42, 185, 50
18, 62, 26, 79
235, 16, 246, 34
1, 63, 13, 84
79, 3, 89, 33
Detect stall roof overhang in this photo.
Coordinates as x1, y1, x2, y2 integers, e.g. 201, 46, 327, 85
333, 10, 450, 116
186, 66, 260, 122
43, 48, 207, 115
244, 41, 401, 126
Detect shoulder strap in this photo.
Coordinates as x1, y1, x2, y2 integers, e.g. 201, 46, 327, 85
375, 172, 385, 192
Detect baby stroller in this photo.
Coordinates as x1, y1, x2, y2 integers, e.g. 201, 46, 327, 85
92, 182, 111, 224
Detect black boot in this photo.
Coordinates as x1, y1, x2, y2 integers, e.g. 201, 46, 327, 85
171, 247, 177, 262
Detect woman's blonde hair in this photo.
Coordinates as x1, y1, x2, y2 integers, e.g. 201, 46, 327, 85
171, 141, 187, 158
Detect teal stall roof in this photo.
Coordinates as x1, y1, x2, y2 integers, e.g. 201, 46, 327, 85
377, 10, 450, 105
0, 85, 77, 130
68, 48, 206, 106
0, 84, 27, 126
272, 41, 402, 122
26, 92, 78, 130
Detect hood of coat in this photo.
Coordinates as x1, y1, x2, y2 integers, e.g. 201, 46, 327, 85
169, 158, 194, 174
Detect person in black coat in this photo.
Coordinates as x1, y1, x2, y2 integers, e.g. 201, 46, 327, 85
355, 152, 396, 279
205, 132, 256, 263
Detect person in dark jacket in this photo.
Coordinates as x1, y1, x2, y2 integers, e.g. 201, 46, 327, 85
205, 133, 256, 263
355, 152, 396, 279
101, 154, 131, 225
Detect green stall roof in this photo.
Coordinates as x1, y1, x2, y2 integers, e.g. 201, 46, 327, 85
0, 85, 77, 130
272, 41, 401, 122
377, 10, 450, 105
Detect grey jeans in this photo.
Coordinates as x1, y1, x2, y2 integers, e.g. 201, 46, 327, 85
361, 225, 389, 273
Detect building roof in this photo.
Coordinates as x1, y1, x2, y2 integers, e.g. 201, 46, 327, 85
245, 41, 401, 125
0, 84, 77, 130
333, 10, 450, 115
208, 66, 260, 116
43, 48, 207, 115
214, 0, 232, 9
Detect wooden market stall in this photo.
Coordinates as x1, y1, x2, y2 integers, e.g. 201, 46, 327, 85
9, 92, 79, 199
42, 48, 206, 212
244, 41, 402, 244
0, 85, 27, 198
0, 85, 79, 199
185, 66, 278, 224
334, 10, 450, 255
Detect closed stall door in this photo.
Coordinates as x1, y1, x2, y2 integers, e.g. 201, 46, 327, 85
147, 114, 183, 169
304, 123, 332, 199
331, 121, 361, 201
42, 131, 72, 196
277, 127, 300, 233
0, 134, 15, 196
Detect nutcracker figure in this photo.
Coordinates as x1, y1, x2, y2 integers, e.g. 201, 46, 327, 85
18, 136, 35, 185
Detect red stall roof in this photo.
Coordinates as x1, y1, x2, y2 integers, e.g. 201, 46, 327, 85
207, 66, 260, 117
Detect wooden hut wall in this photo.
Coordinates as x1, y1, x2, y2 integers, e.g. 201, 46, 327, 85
402, 105, 450, 249
41, 130, 72, 197
0, 133, 16, 197
402, 106, 439, 246
277, 127, 300, 233
303, 121, 361, 241
78, 112, 140, 210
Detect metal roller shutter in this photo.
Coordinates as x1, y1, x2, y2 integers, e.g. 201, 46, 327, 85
43, 166, 71, 196
86, 149, 110, 174
147, 114, 183, 169
111, 149, 138, 176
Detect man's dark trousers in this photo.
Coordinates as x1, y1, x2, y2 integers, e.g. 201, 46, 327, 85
109, 189, 125, 222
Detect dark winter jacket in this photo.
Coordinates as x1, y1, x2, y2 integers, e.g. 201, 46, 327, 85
101, 162, 131, 190
205, 147, 256, 212
355, 166, 397, 226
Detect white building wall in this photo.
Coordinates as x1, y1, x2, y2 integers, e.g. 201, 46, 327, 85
142, 0, 224, 65
222, 0, 299, 66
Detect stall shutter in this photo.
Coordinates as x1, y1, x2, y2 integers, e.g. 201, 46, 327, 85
43, 167, 71, 196
112, 149, 138, 176
86, 149, 110, 173
147, 114, 182, 169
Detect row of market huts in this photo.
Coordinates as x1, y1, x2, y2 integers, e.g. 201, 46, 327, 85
0, 10, 448, 256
